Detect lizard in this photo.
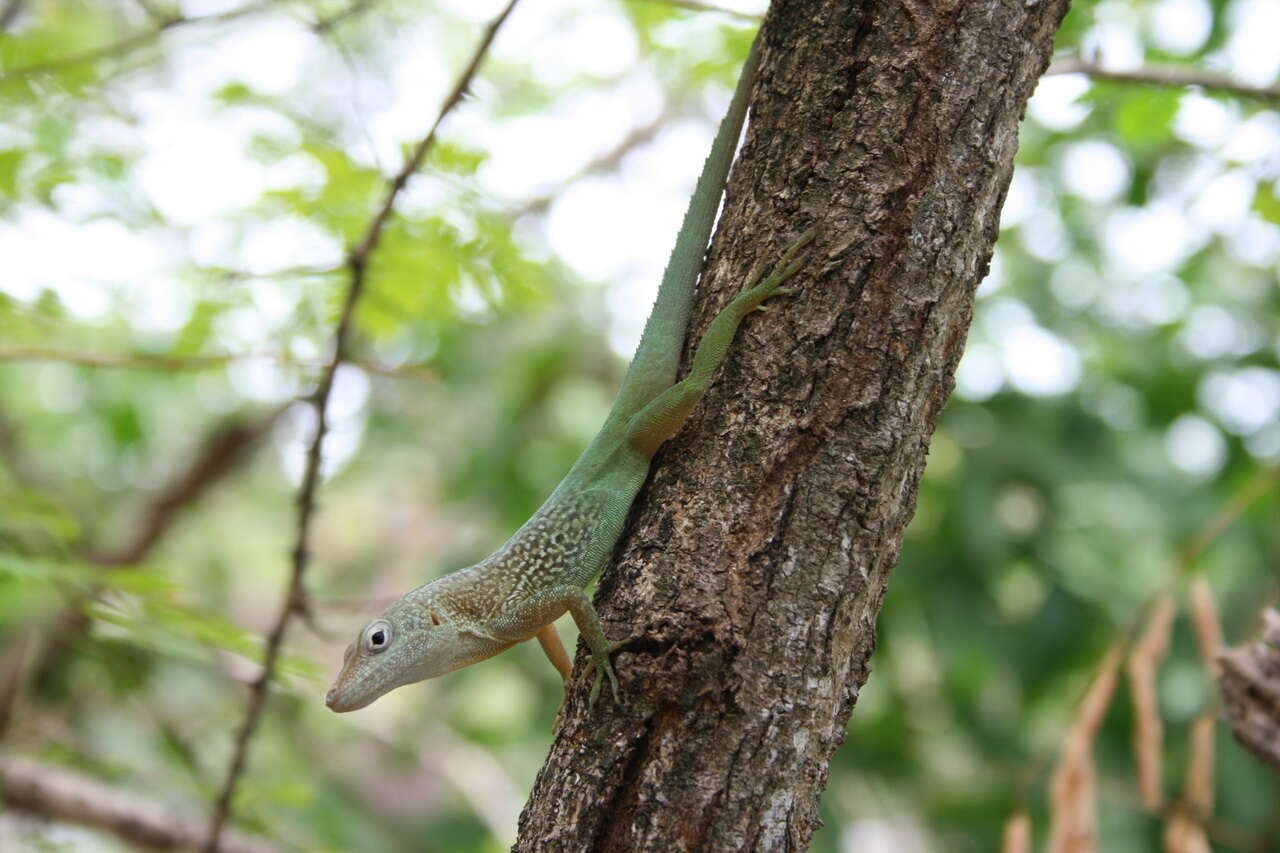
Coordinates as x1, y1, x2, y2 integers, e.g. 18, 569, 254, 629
325, 29, 812, 713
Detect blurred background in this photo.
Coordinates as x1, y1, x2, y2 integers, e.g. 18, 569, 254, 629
0, 0, 1277, 850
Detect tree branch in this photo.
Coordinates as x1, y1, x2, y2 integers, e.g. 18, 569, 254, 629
0, 1, 275, 79
0, 753, 280, 853
202, 2, 522, 849
1045, 56, 1280, 103
0, 346, 435, 383
92, 407, 289, 566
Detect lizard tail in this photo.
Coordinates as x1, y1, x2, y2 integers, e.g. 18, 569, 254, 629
607, 30, 764, 424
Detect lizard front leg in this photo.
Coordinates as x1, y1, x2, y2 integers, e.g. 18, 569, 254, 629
625, 229, 815, 457
491, 586, 622, 705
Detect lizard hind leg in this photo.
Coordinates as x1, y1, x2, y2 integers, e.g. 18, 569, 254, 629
535, 623, 573, 682
737, 227, 816, 313
624, 228, 817, 458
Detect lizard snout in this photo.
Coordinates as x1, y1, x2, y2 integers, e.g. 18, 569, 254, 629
324, 685, 345, 711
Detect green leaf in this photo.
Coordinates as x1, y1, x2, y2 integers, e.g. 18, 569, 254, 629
87, 151, 126, 181
0, 552, 84, 585
104, 401, 143, 446
0, 149, 22, 197
265, 143, 382, 242
170, 299, 223, 356
428, 141, 486, 176
31, 162, 74, 205
213, 81, 256, 105
359, 216, 464, 337
1113, 88, 1182, 149
1252, 181, 1280, 225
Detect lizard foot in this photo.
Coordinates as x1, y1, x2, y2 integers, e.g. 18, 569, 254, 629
741, 228, 816, 311
584, 640, 623, 707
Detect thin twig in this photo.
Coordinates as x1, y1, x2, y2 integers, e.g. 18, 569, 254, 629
202, 2, 521, 849
347, 2, 520, 270
325, 27, 386, 174
0, 1, 275, 79
0, 346, 436, 382
1045, 56, 1280, 104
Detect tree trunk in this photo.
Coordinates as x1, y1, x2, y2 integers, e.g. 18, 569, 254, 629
515, 0, 1070, 850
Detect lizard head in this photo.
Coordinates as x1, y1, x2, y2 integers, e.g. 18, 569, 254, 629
324, 596, 497, 712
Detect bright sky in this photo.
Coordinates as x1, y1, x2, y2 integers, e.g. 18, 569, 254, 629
0, 0, 1277, 484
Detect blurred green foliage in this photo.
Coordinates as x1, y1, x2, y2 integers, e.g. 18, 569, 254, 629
0, 0, 1277, 851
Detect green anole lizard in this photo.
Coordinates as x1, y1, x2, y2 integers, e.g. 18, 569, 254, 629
326, 31, 812, 713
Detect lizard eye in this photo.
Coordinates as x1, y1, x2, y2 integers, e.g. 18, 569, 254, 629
362, 620, 393, 654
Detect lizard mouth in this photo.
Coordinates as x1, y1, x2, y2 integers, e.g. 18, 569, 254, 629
324, 685, 371, 713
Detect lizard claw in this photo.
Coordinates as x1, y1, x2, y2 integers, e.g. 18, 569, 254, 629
739, 231, 816, 310
780, 251, 811, 280
584, 640, 623, 707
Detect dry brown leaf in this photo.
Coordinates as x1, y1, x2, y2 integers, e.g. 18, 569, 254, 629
1184, 711, 1216, 816
1189, 577, 1223, 677
1163, 809, 1212, 853
1046, 644, 1123, 853
1162, 711, 1217, 853
1128, 593, 1176, 811
1001, 810, 1031, 853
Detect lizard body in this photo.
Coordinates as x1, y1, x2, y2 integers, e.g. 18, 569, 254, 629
326, 30, 811, 713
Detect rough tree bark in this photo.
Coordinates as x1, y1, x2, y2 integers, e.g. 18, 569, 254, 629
1219, 609, 1280, 773
515, 0, 1070, 850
